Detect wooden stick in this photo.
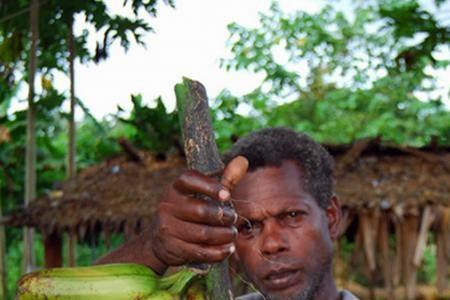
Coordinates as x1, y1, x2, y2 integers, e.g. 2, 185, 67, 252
175, 78, 233, 300
118, 137, 143, 163
360, 210, 379, 300
393, 217, 403, 286
413, 205, 435, 267
360, 211, 377, 271
403, 214, 419, 300
44, 232, 63, 268
68, 231, 77, 267
378, 212, 393, 298
436, 206, 449, 295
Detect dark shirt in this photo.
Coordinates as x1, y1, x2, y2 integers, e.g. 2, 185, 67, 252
236, 290, 359, 300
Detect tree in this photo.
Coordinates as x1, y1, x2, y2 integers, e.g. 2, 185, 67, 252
23, 0, 39, 274
0, 0, 174, 296
219, 0, 450, 146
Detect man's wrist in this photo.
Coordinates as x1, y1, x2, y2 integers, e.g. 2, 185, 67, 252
95, 228, 168, 275
143, 230, 167, 275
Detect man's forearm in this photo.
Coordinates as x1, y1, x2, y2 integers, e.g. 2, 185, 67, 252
95, 229, 167, 275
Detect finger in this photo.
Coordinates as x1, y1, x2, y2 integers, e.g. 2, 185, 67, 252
174, 170, 225, 200
169, 216, 237, 245
154, 232, 235, 265
180, 241, 235, 264
221, 156, 249, 190
160, 198, 238, 226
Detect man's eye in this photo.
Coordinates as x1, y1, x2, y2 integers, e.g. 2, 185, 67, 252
280, 210, 305, 226
288, 211, 298, 218
238, 220, 253, 235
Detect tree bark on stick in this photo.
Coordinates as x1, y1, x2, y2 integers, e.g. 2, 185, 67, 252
175, 78, 233, 300
23, 0, 39, 274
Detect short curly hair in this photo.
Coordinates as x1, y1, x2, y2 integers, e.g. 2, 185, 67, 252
223, 127, 334, 209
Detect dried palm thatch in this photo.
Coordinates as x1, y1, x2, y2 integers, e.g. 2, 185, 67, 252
3, 150, 186, 240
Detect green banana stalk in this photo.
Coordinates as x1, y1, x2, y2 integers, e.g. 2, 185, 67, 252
16, 263, 206, 300
16, 263, 158, 300
158, 267, 198, 295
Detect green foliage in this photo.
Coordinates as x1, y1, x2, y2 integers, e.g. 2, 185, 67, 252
0, 0, 170, 78
211, 90, 265, 152
75, 117, 121, 168
417, 235, 437, 283
1, 94, 176, 297
5, 229, 23, 299
117, 95, 181, 154
220, 0, 450, 146
1, 2, 174, 295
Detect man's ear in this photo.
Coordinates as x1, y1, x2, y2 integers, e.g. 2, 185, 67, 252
326, 195, 342, 241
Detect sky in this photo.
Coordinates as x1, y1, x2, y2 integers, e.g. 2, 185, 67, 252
11, 0, 450, 119
56, 0, 323, 119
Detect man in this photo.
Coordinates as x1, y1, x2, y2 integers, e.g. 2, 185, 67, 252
98, 128, 359, 300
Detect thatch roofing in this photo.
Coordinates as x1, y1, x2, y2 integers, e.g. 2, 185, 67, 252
3, 150, 186, 238
2, 140, 449, 238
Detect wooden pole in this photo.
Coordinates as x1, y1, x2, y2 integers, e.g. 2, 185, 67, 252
67, 17, 76, 181
23, 0, 39, 274
68, 232, 76, 267
175, 77, 233, 300
378, 212, 393, 298
392, 209, 404, 287
359, 210, 379, 300
0, 194, 6, 299
44, 232, 63, 268
66, 16, 77, 267
413, 205, 435, 267
436, 206, 449, 295
403, 213, 419, 300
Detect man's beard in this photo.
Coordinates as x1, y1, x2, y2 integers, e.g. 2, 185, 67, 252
256, 257, 331, 300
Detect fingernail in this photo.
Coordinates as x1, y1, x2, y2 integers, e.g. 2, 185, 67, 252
232, 226, 238, 236
229, 244, 235, 254
219, 189, 230, 200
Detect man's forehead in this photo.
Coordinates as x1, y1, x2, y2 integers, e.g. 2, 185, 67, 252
232, 161, 309, 196
233, 195, 314, 221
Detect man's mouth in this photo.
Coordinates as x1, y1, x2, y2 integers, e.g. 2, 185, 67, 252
262, 268, 302, 290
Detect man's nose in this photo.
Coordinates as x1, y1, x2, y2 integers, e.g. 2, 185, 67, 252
259, 219, 288, 256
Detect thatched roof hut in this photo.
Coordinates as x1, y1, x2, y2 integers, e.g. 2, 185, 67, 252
2, 140, 449, 299
4, 150, 186, 239
4, 140, 448, 232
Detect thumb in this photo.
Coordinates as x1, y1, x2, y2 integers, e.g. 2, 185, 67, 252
221, 156, 249, 191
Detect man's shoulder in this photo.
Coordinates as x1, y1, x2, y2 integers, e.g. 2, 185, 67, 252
235, 290, 360, 300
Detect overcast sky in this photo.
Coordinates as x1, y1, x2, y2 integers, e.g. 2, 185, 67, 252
58, 0, 323, 119
11, 0, 449, 119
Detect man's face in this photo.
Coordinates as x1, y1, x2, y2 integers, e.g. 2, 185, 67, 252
232, 161, 340, 300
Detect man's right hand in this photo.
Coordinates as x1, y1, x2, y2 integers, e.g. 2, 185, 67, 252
150, 156, 249, 268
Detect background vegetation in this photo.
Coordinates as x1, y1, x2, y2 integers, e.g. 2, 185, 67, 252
1, 0, 449, 298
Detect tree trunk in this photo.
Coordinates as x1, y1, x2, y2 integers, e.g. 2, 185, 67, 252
23, 0, 39, 274
67, 18, 75, 180
66, 17, 77, 266
175, 78, 233, 300
0, 194, 6, 299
